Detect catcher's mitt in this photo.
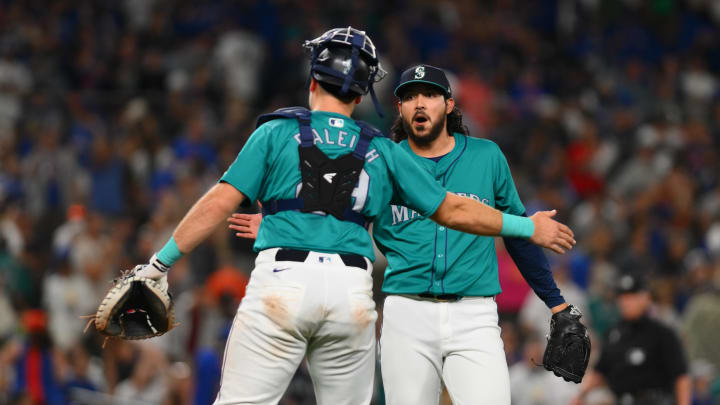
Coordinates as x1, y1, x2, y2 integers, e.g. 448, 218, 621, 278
87, 270, 175, 342
542, 304, 590, 383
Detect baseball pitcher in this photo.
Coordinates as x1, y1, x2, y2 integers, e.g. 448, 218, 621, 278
375, 65, 589, 405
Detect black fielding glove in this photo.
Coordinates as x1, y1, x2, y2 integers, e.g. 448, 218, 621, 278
542, 305, 591, 383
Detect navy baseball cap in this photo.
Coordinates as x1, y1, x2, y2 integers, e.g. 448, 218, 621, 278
394, 64, 452, 98
616, 273, 647, 294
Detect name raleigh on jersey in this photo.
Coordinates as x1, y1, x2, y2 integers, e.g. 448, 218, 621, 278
292, 121, 381, 163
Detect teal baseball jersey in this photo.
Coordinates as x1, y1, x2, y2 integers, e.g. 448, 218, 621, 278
373, 134, 525, 296
220, 110, 447, 260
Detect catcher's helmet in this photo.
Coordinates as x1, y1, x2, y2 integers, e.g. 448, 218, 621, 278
303, 26, 387, 116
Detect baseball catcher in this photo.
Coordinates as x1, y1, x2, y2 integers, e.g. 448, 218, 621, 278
84, 255, 175, 344
542, 304, 591, 383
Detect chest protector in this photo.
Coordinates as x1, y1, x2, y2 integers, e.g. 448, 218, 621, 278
255, 107, 382, 228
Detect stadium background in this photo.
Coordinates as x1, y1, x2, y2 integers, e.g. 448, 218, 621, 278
1, 0, 720, 404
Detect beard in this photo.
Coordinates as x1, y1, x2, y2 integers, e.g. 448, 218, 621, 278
402, 111, 447, 146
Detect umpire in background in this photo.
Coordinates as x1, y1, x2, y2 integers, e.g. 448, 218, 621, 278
572, 273, 690, 405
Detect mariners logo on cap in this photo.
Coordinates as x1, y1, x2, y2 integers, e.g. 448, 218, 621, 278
395, 64, 451, 97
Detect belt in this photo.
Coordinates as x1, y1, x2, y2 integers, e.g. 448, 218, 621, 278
417, 292, 463, 302
275, 248, 369, 270
414, 293, 495, 302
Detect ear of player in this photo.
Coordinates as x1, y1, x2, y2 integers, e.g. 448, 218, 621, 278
542, 304, 591, 383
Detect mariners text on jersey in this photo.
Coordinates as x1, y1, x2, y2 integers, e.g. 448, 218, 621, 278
390, 192, 488, 225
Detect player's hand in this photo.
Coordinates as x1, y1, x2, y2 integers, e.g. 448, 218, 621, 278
227, 213, 262, 240
132, 254, 170, 290
528, 210, 575, 254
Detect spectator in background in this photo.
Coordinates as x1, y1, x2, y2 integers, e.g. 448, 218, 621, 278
0, 215, 36, 309
0, 48, 33, 131
114, 343, 169, 404
650, 277, 683, 331
11, 310, 64, 405
0, 201, 25, 258
88, 136, 127, 216
577, 222, 621, 337
172, 112, 218, 169
0, 240, 18, 337
164, 361, 192, 405
682, 255, 720, 378
0, 337, 22, 404
213, 30, 265, 105
499, 320, 523, 367
191, 266, 248, 405
688, 359, 716, 405
51, 205, 87, 260
20, 125, 83, 218
102, 340, 140, 394
68, 211, 117, 309
573, 273, 690, 405
62, 344, 101, 402
42, 254, 95, 351
610, 126, 670, 202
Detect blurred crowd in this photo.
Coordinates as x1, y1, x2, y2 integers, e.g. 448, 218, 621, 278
2, 0, 720, 404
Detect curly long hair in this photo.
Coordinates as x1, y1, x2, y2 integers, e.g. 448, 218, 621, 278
390, 105, 470, 143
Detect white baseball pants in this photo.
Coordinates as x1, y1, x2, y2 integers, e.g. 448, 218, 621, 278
380, 295, 510, 405
213, 248, 377, 405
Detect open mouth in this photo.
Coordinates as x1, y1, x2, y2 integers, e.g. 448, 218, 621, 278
413, 114, 429, 125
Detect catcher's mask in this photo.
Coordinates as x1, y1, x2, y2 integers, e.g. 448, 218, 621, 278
303, 26, 387, 116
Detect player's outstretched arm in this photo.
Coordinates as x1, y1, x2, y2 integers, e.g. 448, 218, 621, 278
430, 193, 575, 254
89, 182, 246, 341
173, 182, 247, 252
430, 192, 503, 235
136, 182, 247, 280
